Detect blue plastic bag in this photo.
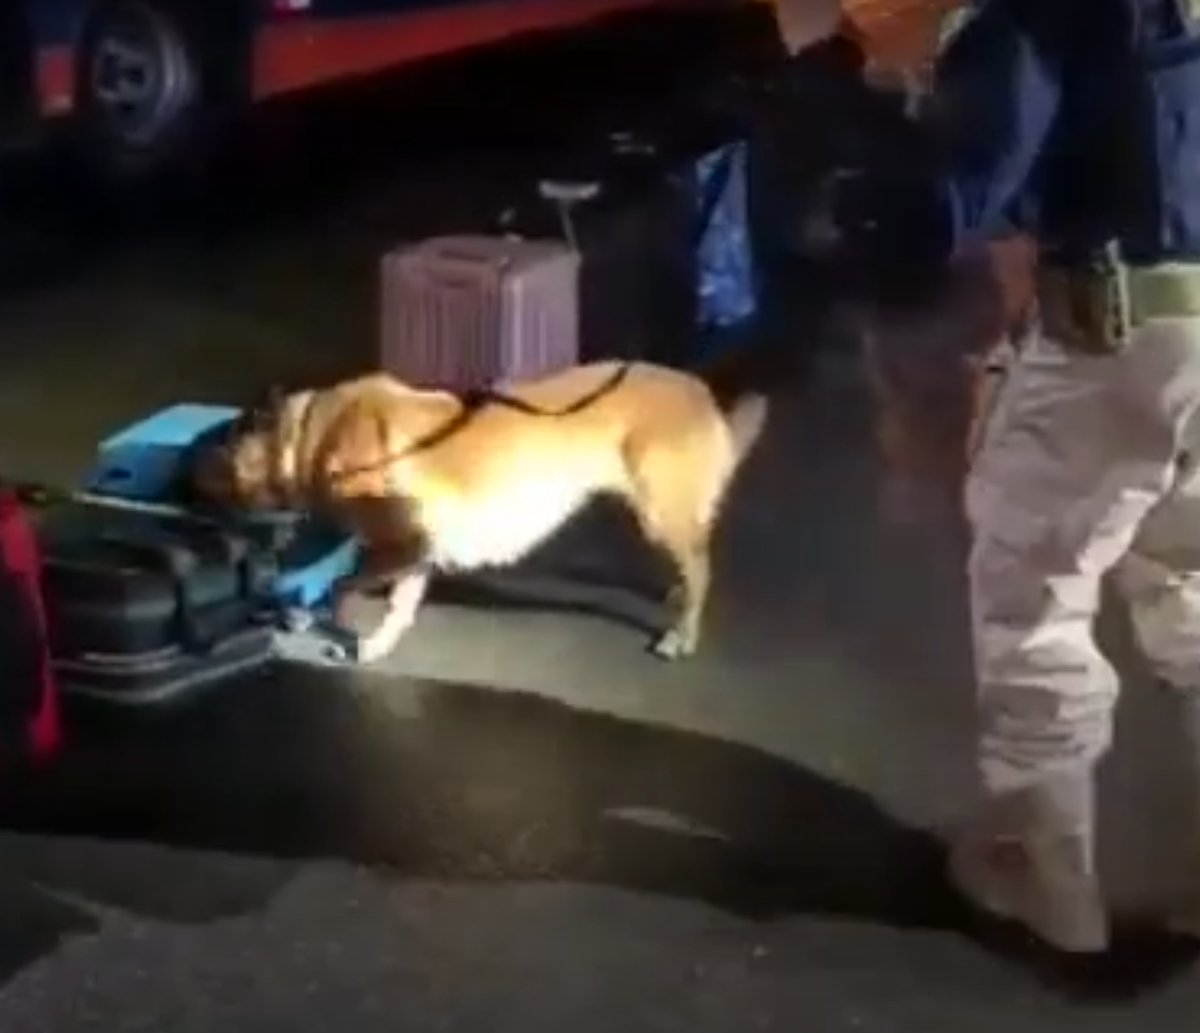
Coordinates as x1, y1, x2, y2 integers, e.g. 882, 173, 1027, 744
693, 140, 758, 332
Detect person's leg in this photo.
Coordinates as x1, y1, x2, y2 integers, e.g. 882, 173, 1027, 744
957, 317, 1200, 952
1173, 682, 1200, 937
1113, 419, 1200, 937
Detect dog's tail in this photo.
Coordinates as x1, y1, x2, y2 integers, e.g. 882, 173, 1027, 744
724, 392, 769, 463
693, 347, 772, 463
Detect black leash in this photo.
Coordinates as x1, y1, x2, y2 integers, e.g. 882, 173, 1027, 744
404, 362, 634, 456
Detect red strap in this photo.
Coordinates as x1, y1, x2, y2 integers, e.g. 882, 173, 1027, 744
0, 489, 62, 762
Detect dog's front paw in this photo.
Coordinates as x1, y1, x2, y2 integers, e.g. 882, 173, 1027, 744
334, 588, 415, 665
651, 627, 696, 661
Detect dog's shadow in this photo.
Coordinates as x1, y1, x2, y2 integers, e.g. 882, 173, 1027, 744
2, 667, 1196, 1001
6, 670, 938, 922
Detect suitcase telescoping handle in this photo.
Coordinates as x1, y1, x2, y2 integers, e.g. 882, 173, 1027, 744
12, 480, 207, 523
537, 180, 601, 253
10, 479, 296, 535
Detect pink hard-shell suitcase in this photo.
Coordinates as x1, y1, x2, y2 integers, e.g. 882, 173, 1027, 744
380, 235, 581, 390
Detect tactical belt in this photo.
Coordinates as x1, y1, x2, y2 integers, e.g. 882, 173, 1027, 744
1127, 265, 1200, 325
1037, 260, 1200, 354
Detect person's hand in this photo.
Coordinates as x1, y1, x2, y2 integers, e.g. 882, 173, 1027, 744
772, 0, 844, 58
862, 235, 1037, 517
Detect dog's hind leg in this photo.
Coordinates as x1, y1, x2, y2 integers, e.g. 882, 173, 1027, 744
624, 475, 717, 660
652, 531, 711, 660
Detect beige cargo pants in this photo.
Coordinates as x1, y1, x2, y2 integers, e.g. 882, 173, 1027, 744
967, 311, 1200, 795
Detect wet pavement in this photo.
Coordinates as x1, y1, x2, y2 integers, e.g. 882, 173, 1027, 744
2, 19, 1200, 1030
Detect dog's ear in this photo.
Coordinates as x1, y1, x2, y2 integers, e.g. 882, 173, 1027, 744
238, 384, 288, 433
174, 416, 240, 506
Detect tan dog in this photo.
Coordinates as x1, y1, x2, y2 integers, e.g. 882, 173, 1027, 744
192, 361, 768, 661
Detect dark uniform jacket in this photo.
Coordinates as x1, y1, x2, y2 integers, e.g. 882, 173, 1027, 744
930, 0, 1200, 265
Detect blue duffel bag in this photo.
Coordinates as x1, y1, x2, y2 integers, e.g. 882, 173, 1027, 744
693, 138, 759, 335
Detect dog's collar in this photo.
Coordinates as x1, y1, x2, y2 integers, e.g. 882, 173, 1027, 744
271, 392, 317, 506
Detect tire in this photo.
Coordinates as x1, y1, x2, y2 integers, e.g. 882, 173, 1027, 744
72, 0, 210, 186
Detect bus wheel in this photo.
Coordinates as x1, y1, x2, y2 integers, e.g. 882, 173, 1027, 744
74, 0, 207, 186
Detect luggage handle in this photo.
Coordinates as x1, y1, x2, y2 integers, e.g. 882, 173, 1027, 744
538, 180, 602, 205
423, 271, 492, 290
607, 131, 658, 159
429, 246, 514, 270
13, 479, 215, 524
417, 248, 514, 290
528, 140, 741, 256
537, 179, 603, 254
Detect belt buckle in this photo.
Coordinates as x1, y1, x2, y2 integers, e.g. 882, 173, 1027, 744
1072, 242, 1131, 354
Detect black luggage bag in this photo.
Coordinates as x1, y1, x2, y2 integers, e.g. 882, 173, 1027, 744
36, 506, 280, 706
506, 86, 766, 369
502, 150, 698, 367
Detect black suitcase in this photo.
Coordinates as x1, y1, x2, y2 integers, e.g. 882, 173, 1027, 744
35, 507, 280, 706
570, 176, 698, 366
502, 141, 698, 367
511, 98, 765, 369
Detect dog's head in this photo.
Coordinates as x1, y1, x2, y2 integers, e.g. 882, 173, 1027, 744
187, 386, 294, 512
188, 375, 463, 513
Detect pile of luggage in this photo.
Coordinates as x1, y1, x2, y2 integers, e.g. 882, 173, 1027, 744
378, 111, 765, 391
0, 100, 773, 750
0, 123, 770, 730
